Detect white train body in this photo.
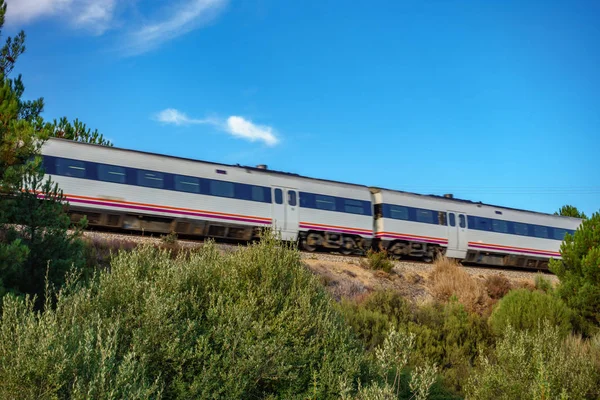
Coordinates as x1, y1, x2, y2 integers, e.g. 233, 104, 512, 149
40, 138, 582, 268
372, 189, 580, 268
41, 139, 373, 251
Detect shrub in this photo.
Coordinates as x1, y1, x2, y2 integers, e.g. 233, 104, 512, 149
489, 289, 573, 337
364, 249, 394, 273
408, 300, 493, 395
346, 329, 440, 400
534, 273, 553, 293
466, 321, 600, 400
160, 231, 178, 244
429, 257, 491, 314
484, 275, 512, 300
0, 236, 368, 399
338, 290, 412, 350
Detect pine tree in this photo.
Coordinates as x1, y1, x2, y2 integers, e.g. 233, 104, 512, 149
549, 211, 600, 334
554, 205, 587, 219
0, 0, 102, 306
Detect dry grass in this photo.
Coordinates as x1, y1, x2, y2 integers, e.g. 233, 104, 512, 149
429, 256, 492, 314
484, 275, 512, 300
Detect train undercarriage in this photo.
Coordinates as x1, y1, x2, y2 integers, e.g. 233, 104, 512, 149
299, 231, 371, 255
69, 207, 553, 270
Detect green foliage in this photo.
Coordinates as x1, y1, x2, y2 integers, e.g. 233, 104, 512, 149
338, 290, 411, 350
550, 211, 600, 332
409, 363, 438, 400
489, 289, 573, 337
466, 321, 600, 400
365, 249, 394, 273
50, 117, 112, 146
555, 204, 587, 219
534, 273, 553, 293
340, 292, 492, 397
0, 0, 108, 305
0, 174, 88, 306
346, 328, 440, 400
0, 237, 369, 399
407, 300, 493, 394
160, 231, 178, 244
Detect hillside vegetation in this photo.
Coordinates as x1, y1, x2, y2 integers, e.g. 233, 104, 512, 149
0, 0, 599, 396
2, 228, 600, 399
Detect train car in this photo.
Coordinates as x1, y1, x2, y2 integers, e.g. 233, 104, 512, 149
371, 188, 581, 268
40, 138, 373, 253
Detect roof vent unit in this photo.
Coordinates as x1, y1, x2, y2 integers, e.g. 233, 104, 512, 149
256, 164, 268, 170
443, 193, 454, 199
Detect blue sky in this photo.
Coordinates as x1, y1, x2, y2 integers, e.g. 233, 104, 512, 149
6, 0, 600, 217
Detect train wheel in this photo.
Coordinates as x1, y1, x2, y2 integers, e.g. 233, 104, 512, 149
302, 233, 321, 252
302, 239, 317, 252
340, 237, 356, 255
388, 242, 408, 259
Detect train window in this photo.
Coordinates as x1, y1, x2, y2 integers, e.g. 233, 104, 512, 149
137, 170, 164, 189
57, 158, 86, 178
42, 156, 57, 174
533, 225, 549, 239
469, 216, 491, 231
492, 219, 509, 233
288, 191, 297, 206
513, 222, 528, 236
315, 195, 336, 211
389, 205, 409, 220
459, 214, 466, 228
274, 188, 283, 204
416, 209, 434, 224
98, 164, 126, 184
449, 213, 456, 227
251, 186, 265, 202
210, 180, 234, 198
552, 228, 570, 241
344, 199, 364, 215
175, 175, 200, 193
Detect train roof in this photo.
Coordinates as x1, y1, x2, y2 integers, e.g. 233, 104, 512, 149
45, 138, 583, 222
45, 138, 370, 190
369, 187, 582, 221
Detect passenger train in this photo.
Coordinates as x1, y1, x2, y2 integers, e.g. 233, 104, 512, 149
40, 138, 582, 269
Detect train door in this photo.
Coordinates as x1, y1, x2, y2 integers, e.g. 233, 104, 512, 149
446, 211, 468, 259
271, 187, 299, 241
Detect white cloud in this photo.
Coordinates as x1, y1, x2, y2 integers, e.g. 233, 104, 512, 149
6, 0, 116, 34
155, 108, 209, 125
5, 0, 228, 52
226, 116, 278, 146
154, 108, 279, 146
122, 0, 228, 55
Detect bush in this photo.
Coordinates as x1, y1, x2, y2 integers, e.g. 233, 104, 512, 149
534, 273, 553, 293
466, 321, 600, 400
160, 231, 178, 244
407, 300, 493, 395
484, 275, 512, 300
0, 236, 369, 399
364, 250, 394, 273
429, 257, 491, 314
489, 289, 573, 337
340, 292, 493, 397
338, 290, 412, 350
